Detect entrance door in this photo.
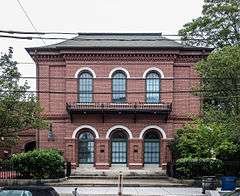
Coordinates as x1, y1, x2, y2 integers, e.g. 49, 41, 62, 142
144, 130, 160, 164
110, 129, 128, 164
111, 140, 127, 164
78, 132, 95, 164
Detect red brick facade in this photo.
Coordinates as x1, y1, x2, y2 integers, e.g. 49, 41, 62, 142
23, 34, 210, 169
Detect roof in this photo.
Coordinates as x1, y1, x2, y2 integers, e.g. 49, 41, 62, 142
27, 33, 212, 51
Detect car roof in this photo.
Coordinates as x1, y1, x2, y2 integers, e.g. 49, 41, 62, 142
1, 186, 55, 191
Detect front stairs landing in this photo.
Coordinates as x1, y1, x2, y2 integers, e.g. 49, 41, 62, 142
48, 165, 187, 187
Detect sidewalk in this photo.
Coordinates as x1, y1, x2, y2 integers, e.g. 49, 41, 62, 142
49, 178, 186, 187
54, 187, 205, 196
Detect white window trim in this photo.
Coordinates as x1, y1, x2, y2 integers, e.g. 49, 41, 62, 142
139, 125, 166, 139
143, 67, 164, 78
72, 125, 99, 139
106, 125, 133, 139
109, 67, 130, 78
74, 67, 96, 78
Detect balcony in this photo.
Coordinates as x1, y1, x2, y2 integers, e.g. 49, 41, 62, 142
66, 102, 172, 122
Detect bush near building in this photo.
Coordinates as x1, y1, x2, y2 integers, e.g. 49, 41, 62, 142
175, 158, 224, 179
11, 149, 65, 179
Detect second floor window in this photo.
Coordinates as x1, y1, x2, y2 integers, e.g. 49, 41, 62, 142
112, 71, 127, 103
146, 72, 160, 103
78, 71, 93, 103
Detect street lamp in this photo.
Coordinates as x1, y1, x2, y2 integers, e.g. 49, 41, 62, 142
48, 123, 55, 141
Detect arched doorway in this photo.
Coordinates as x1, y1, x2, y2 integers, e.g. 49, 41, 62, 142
143, 129, 160, 164
24, 141, 36, 152
110, 129, 128, 164
78, 131, 95, 164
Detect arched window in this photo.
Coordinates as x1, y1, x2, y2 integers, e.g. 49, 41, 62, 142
146, 72, 160, 103
112, 71, 127, 103
78, 72, 93, 103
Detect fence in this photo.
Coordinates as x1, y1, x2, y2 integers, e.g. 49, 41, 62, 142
0, 162, 19, 179
0, 161, 72, 179
167, 161, 240, 179
223, 161, 240, 176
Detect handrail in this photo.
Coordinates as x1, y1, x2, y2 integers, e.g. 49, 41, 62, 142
66, 102, 172, 111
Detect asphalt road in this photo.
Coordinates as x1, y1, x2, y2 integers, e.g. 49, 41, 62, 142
54, 186, 205, 196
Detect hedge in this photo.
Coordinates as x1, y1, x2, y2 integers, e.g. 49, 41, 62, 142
11, 149, 65, 179
176, 158, 224, 178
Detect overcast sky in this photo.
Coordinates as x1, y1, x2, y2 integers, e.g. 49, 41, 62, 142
0, 0, 204, 90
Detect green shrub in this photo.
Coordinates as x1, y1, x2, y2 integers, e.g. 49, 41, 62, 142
11, 149, 65, 179
176, 158, 224, 179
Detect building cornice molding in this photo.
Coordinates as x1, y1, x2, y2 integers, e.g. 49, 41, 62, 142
30, 49, 208, 64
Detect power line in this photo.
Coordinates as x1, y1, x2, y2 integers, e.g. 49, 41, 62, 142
4, 76, 240, 80
0, 30, 78, 35
16, 0, 46, 45
0, 29, 180, 36
0, 34, 209, 41
1, 89, 240, 95
17, 62, 34, 65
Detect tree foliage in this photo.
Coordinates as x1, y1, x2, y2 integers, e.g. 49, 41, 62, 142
196, 44, 240, 114
179, 0, 240, 48
175, 0, 240, 164
0, 48, 47, 148
172, 45, 240, 160
11, 149, 65, 179
172, 110, 239, 160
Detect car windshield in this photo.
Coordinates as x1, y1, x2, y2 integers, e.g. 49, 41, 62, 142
0, 190, 32, 196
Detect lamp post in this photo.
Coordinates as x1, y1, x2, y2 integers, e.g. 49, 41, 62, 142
48, 123, 55, 141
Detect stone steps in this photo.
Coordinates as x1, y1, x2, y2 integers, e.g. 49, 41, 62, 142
49, 178, 187, 187
69, 175, 168, 180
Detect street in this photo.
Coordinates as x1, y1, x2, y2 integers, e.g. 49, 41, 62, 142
54, 187, 205, 196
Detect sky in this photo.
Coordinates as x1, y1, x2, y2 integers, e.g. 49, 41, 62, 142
0, 0, 204, 90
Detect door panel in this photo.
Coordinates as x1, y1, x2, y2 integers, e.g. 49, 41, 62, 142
79, 141, 94, 164
144, 140, 160, 164
111, 140, 127, 164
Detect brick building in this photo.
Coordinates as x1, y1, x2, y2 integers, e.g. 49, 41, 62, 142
24, 33, 211, 169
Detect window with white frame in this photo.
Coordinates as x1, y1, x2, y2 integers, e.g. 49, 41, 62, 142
78, 71, 93, 103
112, 71, 127, 103
146, 71, 160, 103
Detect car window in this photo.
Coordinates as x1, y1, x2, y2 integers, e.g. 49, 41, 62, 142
50, 189, 59, 196
0, 190, 32, 196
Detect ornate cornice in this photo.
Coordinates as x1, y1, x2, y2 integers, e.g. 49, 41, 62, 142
32, 51, 207, 64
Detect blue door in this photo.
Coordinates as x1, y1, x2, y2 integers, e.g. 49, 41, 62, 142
78, 132, 95, 164
143, 130, 161, 164
110, 129, 128, 164
111, 140, 127, 164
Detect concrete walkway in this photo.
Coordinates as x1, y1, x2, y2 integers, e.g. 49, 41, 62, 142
54, 187, 205, 196
49, 178, 186, 187
72, 165, 166, 177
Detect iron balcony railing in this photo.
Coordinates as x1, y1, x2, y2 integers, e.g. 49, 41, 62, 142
66, 102, 172, 114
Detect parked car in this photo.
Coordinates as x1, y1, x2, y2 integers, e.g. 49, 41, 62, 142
0, 186, 59, 196
225, 189, 240, 196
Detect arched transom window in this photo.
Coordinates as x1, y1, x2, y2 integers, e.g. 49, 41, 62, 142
112, 71, 127, 103
78, 71, 93, 103
146, 72, 160, 103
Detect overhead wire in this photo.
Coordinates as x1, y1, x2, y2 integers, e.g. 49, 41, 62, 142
0, 29, 180, 36
0, 89, 239, 95
0, 34, 207, 41
2, 76, 240, 80
16, 0, 46, 45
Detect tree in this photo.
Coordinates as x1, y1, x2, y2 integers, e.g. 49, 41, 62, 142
172, 110, 239, 160
196, 45, 240, 114
179, 0, 240, 48
172, 45, 240, 161
0, 48, 47, 148
175, 0, 240, 162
